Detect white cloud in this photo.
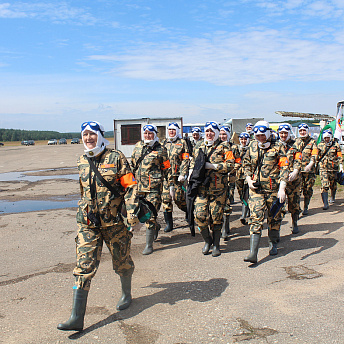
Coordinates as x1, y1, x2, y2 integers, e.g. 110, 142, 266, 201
87, 29, 344, 86
0, 2, 96, 24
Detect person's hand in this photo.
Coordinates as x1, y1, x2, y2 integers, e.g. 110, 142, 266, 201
178, 175, 186, 182
339, 164, 344, 173
288, 169, 299, 182
304, 161, 314, 172
246, 176, 257, 190
205, 162, 218, 170
277, 181, 287, 203
169, 185, 175, 200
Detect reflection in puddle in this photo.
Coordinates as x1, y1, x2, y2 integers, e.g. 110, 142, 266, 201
0, 169, 78, 182
0, 200, 78, 214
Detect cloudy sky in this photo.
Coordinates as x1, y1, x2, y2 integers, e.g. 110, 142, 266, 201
0, 0, 343, 132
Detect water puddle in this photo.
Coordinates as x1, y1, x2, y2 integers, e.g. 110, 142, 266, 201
0, 168, 78, 182
0, 199, 78, 214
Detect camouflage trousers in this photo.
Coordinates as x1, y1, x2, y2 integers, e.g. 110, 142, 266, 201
236, 179, 247, 202
319, 169, 337, 193
138, 191, 161, 231
162, 179, 187, 212
301, 172, 316, 200
194, 191, 226, 231
248, 190, 282, 235
285, 177, 301, 216
73, 223, 134, 291
228, 174, 236, 202
223, 185, 232, 215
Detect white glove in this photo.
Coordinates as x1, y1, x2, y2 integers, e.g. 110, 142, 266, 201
188, 169, 193, 182
304, 161, 314, 172
169, 185, 175, 200
288, 169, 299, 182
339, 164, 344, 173
178, 175, 186, 182
246, 176, 257, 191
205, 162, 218, 170
277, 181, 287, 203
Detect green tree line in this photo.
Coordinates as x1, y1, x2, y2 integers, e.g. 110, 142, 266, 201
0, 129, 113, 142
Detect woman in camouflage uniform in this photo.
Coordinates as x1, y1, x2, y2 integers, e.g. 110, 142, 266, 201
278, 123, 302, 234
243, 121, 289, 264
131, 124, 170, 255
190, 121, 235, 257
219, 126, 240, 240
236, 132, 250, 225
317, 129, 343, 210
58, 121, 137, 332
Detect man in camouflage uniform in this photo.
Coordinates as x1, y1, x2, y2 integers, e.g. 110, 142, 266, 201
131, 124, 170, 255
190, 121, 235, 257
236, 132, 250, 225
58, 121, 138, 332
243, 120, 289, 264
317, 129, 344, 209
219, 125, 240, 240
161, 122, 190, 232
295, 123, 318, 215
278, 123, 302, 234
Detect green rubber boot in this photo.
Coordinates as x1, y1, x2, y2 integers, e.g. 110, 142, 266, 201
244, 233, 261, 264
116, 273, 132, 311
200, 228, 212, 255
291, 213, 299, 234
221, 215, 230, 241
212, 229, 222, 257
268, 229, 280, 256
163, 211, 173, 232
142, 228, 155, 255
302, 197, 310, 215
57, 288, 88, 331
321, 192, 329, 210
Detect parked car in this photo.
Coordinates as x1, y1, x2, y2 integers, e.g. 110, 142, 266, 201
71, 138, 80, 144
48, 139, 58, 145
0, 142, 4, 146
21, 140, 28, 145
59, 138, 67, 144
27, 140, 35, 145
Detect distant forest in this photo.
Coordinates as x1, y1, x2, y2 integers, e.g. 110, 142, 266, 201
0, 129, 114, 142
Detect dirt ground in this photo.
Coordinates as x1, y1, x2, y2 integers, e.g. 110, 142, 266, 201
1, 143, 344, 344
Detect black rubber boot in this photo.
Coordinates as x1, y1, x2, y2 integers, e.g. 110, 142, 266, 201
329, 189, 336, 204
212, 230, 221, 257
268, 230, 280, 256
57, 289, 88, 331
302, 197, 310, 215
116, 273, 132, 311
321, 192, 329, 210
142, 229, 155, 255
221, 215, 230, 241
200, 228, 212, 255
163, 211, 173, 232
244, 233, 261, 263
240, 204, 249, 225
291, 213, 299, 234
153, 223, 160, 241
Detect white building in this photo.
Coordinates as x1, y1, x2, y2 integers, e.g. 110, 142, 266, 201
113, 117, 183, 157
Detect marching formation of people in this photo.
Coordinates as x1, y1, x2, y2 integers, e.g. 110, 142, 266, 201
58, 119, 343, 332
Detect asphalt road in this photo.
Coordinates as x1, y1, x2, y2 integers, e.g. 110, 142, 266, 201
1, 144, 344, 344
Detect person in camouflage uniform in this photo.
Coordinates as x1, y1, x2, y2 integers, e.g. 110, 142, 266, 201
317, 129, 344, 210
131, 124, 171, 255
189, 121, 235, 257
243, 120, 289, 264
191, 126, 202, 150
58, 121, 138, 332
161, 122, 190, 232
295, 123, 318, 215
278, 123, 302, 234
219, 125, 240, 240
236, 132, 250, 225
246, 122, 255, 141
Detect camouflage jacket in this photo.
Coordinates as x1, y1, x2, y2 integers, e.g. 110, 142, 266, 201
279, 139, 302, 173
317, 141, 343, 172
236, 145, 249, 180
190, 139, 235, 195
243, 139, 289, 192
162, 137, 190, 184
131, 140, 170, 193
221, 141, 241, 177
76, 148, 137, 228
294, 136, 318, 173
